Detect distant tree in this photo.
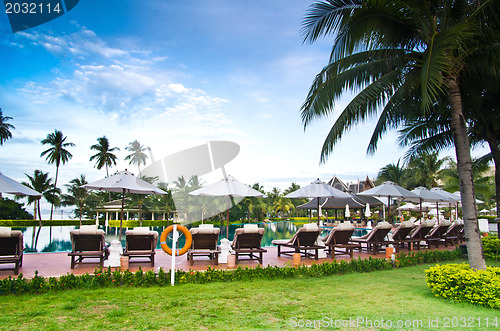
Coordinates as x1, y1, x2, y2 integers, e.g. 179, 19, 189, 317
125, 140, 148, 175
61, 175, 89, 226
0, 109, 14, 145
0, 198, 32, 219
40, 130, 74, 220
406, 152, 450, 189
90, 136, 120, 177
376, 160, 408, 186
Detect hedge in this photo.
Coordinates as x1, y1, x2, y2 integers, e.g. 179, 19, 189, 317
482, 236, 500, 260
0, 248, 461, 296
426, 263, 500, 309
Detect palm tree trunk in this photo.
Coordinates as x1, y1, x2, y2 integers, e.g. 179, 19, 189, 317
50, 165, 59, 220
447, 76, 486, 270
486, 139, 500, 220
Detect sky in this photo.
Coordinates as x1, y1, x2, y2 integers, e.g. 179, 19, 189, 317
0, 1, 488, 218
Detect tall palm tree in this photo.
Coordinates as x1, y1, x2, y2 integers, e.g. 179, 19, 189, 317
40, 130, 74, 220
61, 175, 89, 226
0, 109, 14, 145
125, 140, 148, 175
376, 160, 408, 186
90, 136, 120, 177
300, 0, 499, 269
22, 170, 59, 250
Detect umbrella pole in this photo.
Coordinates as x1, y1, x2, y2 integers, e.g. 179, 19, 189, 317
119, 188, 125, 242
317, 198, 320, 225
226, 195, 230, 238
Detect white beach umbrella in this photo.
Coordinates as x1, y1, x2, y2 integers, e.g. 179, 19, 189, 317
83, 170, 167, 241
364, 203, 371, 217
358, 181, 419, 221
189, 175, 266, 238
284, 178, 350, 224
345, 204, 350, 218
0, 172, 41, 197
408, 187, 450, 222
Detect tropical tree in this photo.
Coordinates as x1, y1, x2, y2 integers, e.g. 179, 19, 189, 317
90, 136, 120, 177
376, 160, 408, 186
300, 0, 499, 270
406, 152, 449, 189
22, 170, 60, 249
272, 195, 295, 218
0, 109, 14, 145
40, 130, 74, 220
125, 140, 148, 175
61, 175, 90, 226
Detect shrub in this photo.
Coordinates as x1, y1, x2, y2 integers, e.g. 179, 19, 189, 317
482, 236, 500, 260
426, 263, 500, 309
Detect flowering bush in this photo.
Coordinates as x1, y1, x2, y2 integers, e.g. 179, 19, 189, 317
482, 236, 500, 260
426, 263, 500, 309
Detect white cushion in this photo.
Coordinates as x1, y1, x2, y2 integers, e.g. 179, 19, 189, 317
400, 220, 414, 228
441, 219, 452, 226
198, 224, 216, 234
80, 225, 98, 234
243, 224, 259, 233
425, 220, 436, 227
303, 223, 319, 232
0, 227, 11, 237
133, 227, 150, 233
337, 222, 353, 230
377, 221, 392, 229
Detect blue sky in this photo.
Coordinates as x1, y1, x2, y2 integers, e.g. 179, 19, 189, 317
0, 0, 481, 209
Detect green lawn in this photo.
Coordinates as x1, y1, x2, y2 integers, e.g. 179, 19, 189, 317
0, 261, 498, 330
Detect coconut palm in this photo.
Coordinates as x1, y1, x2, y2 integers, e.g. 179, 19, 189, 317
40, 130, 74, 220
125, 140, 148, 175
300, 0, 499, 269
0, 109, 14, 145
61, 175, 90, 226
22, 170, 60, 250
406, 152, 450, 189
376, 160, 408, 186
90, 136, 120, 177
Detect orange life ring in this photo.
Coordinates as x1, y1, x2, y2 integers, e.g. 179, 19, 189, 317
160, 225, 192, 256
397, 215, 404, 223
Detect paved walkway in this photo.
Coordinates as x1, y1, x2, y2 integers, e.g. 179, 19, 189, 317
0, 245, 457, 279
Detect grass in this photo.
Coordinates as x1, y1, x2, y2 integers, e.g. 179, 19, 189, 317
0, 261, 498, 330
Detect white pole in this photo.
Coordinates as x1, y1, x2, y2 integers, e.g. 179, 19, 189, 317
170, 225, 178, 286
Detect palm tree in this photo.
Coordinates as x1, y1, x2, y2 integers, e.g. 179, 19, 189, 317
406, 152, 449, 189
125, 140, 148, 175
61, 175, 89, 226
376, 160, 408, 186
300, 0, 499, 269
0, 109, 14, 145
40, 130, 75, 220
90, 136, 120, 177
22, 170, 60, 250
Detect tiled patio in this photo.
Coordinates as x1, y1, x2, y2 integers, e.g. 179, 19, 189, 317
0, 245, 457, 279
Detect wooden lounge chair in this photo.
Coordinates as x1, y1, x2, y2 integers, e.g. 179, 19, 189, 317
440, 221, 464, 247
68, 225, 107, 269
272, 223, 325, 260
350, 221, 393, 255
187, 224, 220, 266
0, 227, 23, 275
391, 220, 416, 250
404, 220, 435, 250
425, 220, 451, 248
123, 227, 158, 266
321, 222, 360, 258
232, 224, 267, 264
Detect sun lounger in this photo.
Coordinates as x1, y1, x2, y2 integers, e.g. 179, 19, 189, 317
404, 220, 435, 250
123, 227, 158, 266
425, 220, 451, 248
437, 220, 463, 247
187, 224, 220, 266
321, 222, 360, 258
391, 220, 416, 250
0, 227, 23, 275
232, 224, 267, 264
272, 223, 325, 260
350, 221, 393, 255
68, 225, 107, 269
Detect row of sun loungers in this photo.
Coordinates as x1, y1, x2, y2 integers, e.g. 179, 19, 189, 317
0, 219, 466, 274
